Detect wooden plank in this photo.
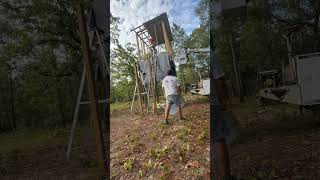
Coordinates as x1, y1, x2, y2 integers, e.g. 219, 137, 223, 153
66, 65, 86, 160
142, 39, 145, 56
154, 24, 159, 46
154, 57, 159, 105
79, 99, 109, 105
161, 21, 173, 55
136, 33, 151, 49
95, 30, 109, 74
134, 64, 143, 115
136, 34, 141, 57
152, 58, 158, 114
137, 29, 148, 35
76, 4, 107, 176
130, 24, 144, 31
147, 57, 156, 114
130, 83, 137, 112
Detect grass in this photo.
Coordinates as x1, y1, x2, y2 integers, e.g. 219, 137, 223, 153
111, 102, 131, 112
0, 127, 90, 154
197, 129, 208, 144
176, 126, 191, 140
0, 128, 64, 153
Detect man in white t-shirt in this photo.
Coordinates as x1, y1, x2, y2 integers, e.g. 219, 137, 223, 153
162, 69, 183, 124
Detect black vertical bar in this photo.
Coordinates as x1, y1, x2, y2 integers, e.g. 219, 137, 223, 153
105, 0, 111, 178
209, 0, 217, 179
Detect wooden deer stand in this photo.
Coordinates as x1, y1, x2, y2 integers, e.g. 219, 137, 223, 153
67, 1, 110, 179
130, 13, 174, 116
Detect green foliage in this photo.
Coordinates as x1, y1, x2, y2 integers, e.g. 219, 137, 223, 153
0, 0, 85, 130
0, 0, 121, 131
172, 23, 189, 57
138, 169, 144, 177
122, 158, 134, 171
195, 0, 209, 28
197, 129, 208, 144
209, 0, 320, 92
110, 102, 131, 112
111, 43, 137, 103
185, 65, 199, 85
144, 159, 153, 170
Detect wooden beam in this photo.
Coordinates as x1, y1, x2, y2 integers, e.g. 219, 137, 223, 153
136, 33, 151, 49
131, 24, 144, 31
76, 3, 107, 177
161, 21, 173, 55
66, 65, 86, 160
137, 29, 148, 35
141, 39, 145, 55
134, 64, 143, 115
152, 58, 158, 114
154, 24, 159, 46
136, 34, 141, 58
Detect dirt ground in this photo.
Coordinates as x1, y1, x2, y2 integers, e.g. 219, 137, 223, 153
230, 101, 320, 179
110, 96, 320, 179
0, 127, 102, 180
1, 96, 320, 179
110, 96, 211, 179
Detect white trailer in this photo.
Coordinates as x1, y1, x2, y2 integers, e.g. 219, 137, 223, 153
191, 78, 211, 96
257, 53, 320, 107
257, 26, 320, 113
175, 48, 211, 96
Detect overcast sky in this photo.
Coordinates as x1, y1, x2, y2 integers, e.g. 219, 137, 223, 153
111, 0, 201, 46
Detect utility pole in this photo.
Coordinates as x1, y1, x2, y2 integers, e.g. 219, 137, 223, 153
76, 3, 107, 178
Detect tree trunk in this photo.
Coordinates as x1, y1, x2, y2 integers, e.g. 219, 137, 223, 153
9, 70, 16, 131
57, 88, 66, 128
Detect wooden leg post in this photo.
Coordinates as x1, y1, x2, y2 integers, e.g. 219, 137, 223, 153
76, 4, 107, 178
134, 63, 143, 115
161, 21, 173, 56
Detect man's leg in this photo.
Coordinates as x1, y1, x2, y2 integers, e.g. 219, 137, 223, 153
164, 103, 171, 123
177, 105, 182, 120
211, 106, 231, 179
215, 138, 231, 180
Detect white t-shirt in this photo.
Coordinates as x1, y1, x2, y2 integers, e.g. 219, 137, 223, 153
162, 75, 180, 97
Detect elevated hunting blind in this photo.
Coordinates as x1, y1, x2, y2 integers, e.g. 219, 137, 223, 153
131, 13, 176, 115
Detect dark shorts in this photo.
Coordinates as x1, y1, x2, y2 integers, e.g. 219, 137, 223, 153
166, 94, 182, 106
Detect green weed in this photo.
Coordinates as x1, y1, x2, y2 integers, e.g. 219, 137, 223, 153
121, 158, 134, 171
197, 129, 208, 144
